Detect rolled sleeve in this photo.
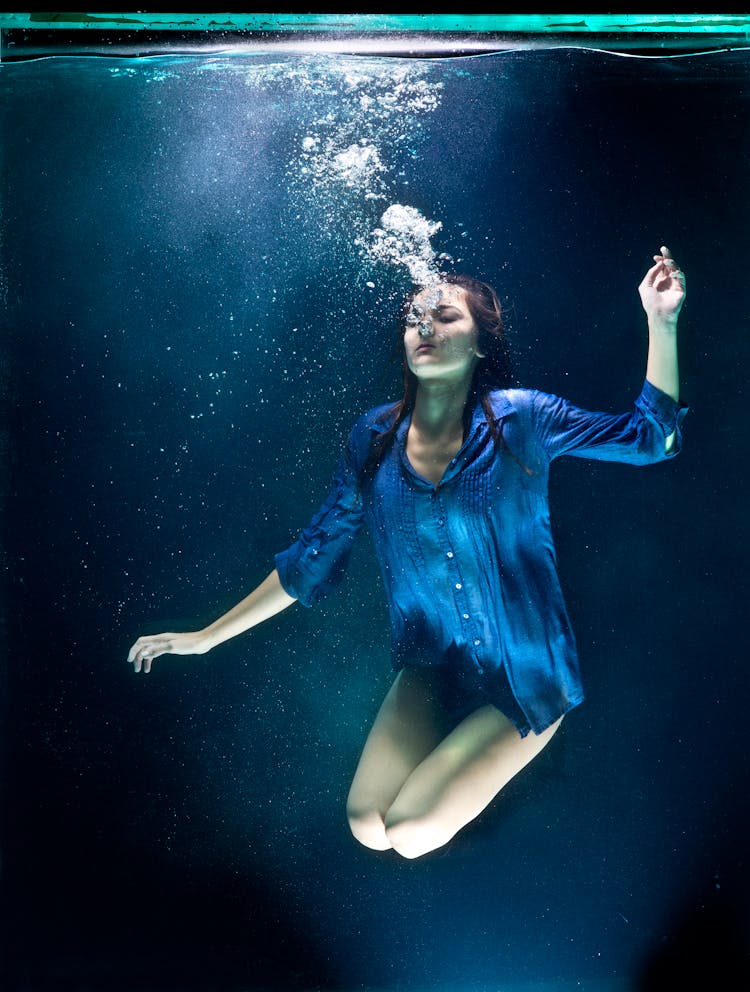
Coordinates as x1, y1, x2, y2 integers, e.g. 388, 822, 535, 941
532, 379, 689, 465
637, 379, 689, 457
274, 445, 365, 607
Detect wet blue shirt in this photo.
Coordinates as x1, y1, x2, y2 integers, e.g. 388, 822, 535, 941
275, 379, 687, 734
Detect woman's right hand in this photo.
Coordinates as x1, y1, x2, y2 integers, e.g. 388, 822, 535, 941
127, 630, 210, 673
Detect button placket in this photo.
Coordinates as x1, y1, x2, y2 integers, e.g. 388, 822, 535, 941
432, 490, 483, 656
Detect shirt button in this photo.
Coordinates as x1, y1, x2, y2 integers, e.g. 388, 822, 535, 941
455, 583, 462, 590
462, 613, 470, 620
474, 638, 481, 646
446, 551, 454, 559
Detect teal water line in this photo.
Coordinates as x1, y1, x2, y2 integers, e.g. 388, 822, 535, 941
1, 13, 749, 34
2, 12, 748, 61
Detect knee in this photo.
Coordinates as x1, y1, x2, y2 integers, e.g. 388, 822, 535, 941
346, 801, 392, 852
384, 808, 452, 860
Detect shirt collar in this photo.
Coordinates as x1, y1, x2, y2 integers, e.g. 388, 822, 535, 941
371, 390, 516, 436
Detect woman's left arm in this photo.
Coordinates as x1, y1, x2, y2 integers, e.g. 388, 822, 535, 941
639, 245, 686, 403
530, 247, 688, 464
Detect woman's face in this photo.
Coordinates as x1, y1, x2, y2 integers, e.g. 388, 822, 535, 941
404, 284, 483, 383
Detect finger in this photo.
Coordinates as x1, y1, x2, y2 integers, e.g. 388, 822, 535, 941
652, 259, 671, 273
656, 259, 684, 280
130, 639, 156, 672
135, 648, 154, 673
644, 259, 666, 285
128, 635, 157, 665
660, 246, 681, 271
650, 257, 683, 288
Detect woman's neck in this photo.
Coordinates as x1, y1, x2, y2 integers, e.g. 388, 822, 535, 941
411, 373, 474, 440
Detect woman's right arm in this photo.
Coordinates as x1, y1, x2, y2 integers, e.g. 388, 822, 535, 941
127, 568, 296, 673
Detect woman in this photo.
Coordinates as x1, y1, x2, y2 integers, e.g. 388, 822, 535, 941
128, 246, 687, 860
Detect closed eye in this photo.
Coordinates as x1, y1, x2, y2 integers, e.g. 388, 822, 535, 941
433, 307, 462, 322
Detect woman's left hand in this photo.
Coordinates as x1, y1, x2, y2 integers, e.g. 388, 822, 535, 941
638, 245, 686, 323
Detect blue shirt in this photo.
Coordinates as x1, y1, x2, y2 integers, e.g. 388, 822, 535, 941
275, 379, 687, 734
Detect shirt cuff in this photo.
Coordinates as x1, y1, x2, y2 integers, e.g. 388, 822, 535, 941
274, 549, 314, 608
639, 378, 689, 439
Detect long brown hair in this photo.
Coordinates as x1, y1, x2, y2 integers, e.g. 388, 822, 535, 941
360, 273, 518, 483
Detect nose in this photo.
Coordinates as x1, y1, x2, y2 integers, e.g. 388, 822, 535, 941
418, 319, 434, 338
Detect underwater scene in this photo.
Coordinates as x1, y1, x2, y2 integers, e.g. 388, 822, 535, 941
2, 43, 749, 992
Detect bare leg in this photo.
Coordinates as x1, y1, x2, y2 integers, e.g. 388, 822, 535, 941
384, 705, 562, 859
346, 668, 452, 851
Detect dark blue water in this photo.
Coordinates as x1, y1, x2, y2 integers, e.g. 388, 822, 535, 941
2, 47, 749, 991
